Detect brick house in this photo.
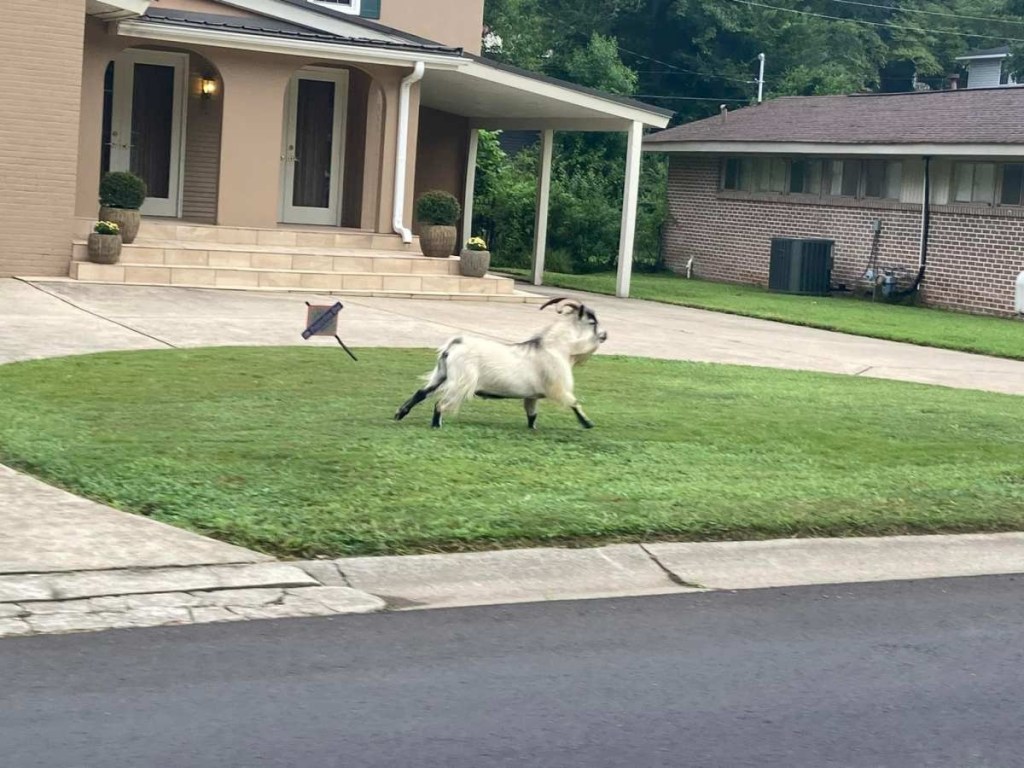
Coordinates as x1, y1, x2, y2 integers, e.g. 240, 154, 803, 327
0, 0, 668, 300
644, 87, 1024, 317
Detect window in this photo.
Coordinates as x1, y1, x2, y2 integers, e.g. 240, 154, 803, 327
863, 160, 902, 200
953, 162, 997, 204
722, 157, 785, 192
1000, 164, 1024, 206
723, 158, 744, 190
789, 159, 823, 195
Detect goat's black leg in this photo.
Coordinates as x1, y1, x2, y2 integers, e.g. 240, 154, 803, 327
524, 398, 539, 430
394, 380, 444, 422
431, 403, 444, 429
572, 405, 595, 430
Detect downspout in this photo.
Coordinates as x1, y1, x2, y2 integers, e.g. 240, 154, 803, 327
896, 155, 931, 299
393, 61, 426, 244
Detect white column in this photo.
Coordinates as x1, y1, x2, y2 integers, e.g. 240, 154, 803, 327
616, 120, 643, 298
532, 128, 555, 286
461, 128, 480, 248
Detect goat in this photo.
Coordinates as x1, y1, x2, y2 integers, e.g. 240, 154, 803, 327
394, 297, 608, 430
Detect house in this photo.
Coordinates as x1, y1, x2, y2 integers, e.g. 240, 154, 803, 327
0, 0, 670, 300
957, 46, 1016, 89
643, 87, 1024, 317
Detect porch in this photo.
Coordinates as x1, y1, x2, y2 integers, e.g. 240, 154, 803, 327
66, 4, 670, 300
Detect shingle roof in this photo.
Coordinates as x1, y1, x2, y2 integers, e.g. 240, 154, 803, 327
140, 8, 461, 53
644, 87, 1024, 147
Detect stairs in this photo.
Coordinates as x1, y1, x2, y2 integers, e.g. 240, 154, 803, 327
65, 220, 540, 303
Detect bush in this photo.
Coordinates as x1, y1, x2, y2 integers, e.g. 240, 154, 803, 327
415, 190, 461, 226
99, 171, 147, 210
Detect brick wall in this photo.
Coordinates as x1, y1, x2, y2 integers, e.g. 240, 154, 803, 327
664, 156, 1024, 317
0, 0, 85, 277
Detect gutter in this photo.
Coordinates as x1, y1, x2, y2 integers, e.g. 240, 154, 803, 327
393, 61, 425, 244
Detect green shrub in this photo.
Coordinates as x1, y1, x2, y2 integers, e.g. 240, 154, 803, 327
93, 220, 121, 236
415, 190, 461, 226
99, 171, 147, 210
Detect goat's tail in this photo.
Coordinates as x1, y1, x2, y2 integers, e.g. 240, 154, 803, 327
432, 338, 477, 415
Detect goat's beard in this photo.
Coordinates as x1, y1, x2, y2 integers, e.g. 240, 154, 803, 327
570, 351, 595, 367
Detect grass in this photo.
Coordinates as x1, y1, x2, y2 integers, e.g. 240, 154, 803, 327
499, 269, 1024, 360
2, 347, 1023, 559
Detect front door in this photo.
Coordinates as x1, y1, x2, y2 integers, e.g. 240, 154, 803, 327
281, 69, 348, 226
107, 50, 188, 218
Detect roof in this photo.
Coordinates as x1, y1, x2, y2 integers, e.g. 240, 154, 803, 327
140, 7, 460, 53
644, 87, 1024, 148
467, 54, 675, 120
957, 45, 1011, 61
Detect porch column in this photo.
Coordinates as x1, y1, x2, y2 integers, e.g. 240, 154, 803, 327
462, 128, 480, 246
532, 128, 554, 286
616, 120, 643, 298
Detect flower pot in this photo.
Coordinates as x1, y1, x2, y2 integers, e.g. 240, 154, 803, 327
460, 249, 491, 278
419, 225, 458, 258
87, 233, 122, 264
99, 206, 141, 244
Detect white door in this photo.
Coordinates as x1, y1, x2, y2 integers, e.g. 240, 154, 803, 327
108, 50, 188, 218
281, 69, 349, 226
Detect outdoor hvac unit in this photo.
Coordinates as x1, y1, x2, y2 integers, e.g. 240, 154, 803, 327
768, 238, 834, 296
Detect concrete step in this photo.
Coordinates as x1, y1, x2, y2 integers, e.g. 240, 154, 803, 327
72, 241, 460, 276
71, 261, 514, 294
74, 218, 418, 251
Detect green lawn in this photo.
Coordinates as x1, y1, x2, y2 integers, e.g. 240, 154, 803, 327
499, 270, 1024, 360
2, 348, 1023, 558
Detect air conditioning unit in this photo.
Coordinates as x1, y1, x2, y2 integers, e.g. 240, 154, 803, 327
769, 238, 834, 296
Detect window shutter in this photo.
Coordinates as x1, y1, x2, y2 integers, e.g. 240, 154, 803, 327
360, 0, 381, 19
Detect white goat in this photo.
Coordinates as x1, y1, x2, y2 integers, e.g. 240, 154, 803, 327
394, 297, 608, 429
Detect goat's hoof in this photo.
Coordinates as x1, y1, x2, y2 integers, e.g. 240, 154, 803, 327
394, 411, 406, 422
582, 421, 595, 430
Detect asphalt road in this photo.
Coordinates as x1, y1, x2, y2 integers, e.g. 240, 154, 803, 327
3, 576, 1023, 768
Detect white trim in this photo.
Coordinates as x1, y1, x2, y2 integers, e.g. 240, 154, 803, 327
108, 49, 189, 218
462, 129, 480, 248
616, 121, 643, 299
393, 62, 425, 243
643, 141, 1024, 158
463, 62, 671, 128
213, 0, 402, 43
116, 20, 467, 70
87, 0, 150, 19
309, 0, 361, 16
532, 129, 554, 286
280, 68, 349, 226
955, 53, 1010, 61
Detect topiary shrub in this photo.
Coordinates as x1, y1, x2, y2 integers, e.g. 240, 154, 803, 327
415, 190, 461, 226
99, 171, 147, 210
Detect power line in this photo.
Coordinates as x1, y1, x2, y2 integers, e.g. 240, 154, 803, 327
614, 43, 757, 84
824, 0, 1024, 27
721, 0, 1024, 43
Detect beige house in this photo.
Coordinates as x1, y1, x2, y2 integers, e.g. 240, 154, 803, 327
0, 0, 670, 300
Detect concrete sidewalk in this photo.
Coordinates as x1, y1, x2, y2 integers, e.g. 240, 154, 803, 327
4, 278, 1024, 394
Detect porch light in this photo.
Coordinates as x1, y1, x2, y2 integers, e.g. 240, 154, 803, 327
200, 76, 217, 98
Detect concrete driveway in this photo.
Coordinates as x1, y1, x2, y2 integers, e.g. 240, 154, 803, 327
4, 277, 1024, 394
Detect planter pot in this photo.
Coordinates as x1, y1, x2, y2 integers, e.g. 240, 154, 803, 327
87, 233, 122, 264
99, 207, 141, 244
460, 249, 491, 278
419, 225, 458, 258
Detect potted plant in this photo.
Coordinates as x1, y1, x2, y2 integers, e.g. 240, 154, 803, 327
98, 171, 147, 244
415, 190, 461, 258
460, 236, 491, 278
88, 221, 122, 264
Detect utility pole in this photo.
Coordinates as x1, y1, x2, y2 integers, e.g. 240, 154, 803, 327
757, 53, 766, 103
